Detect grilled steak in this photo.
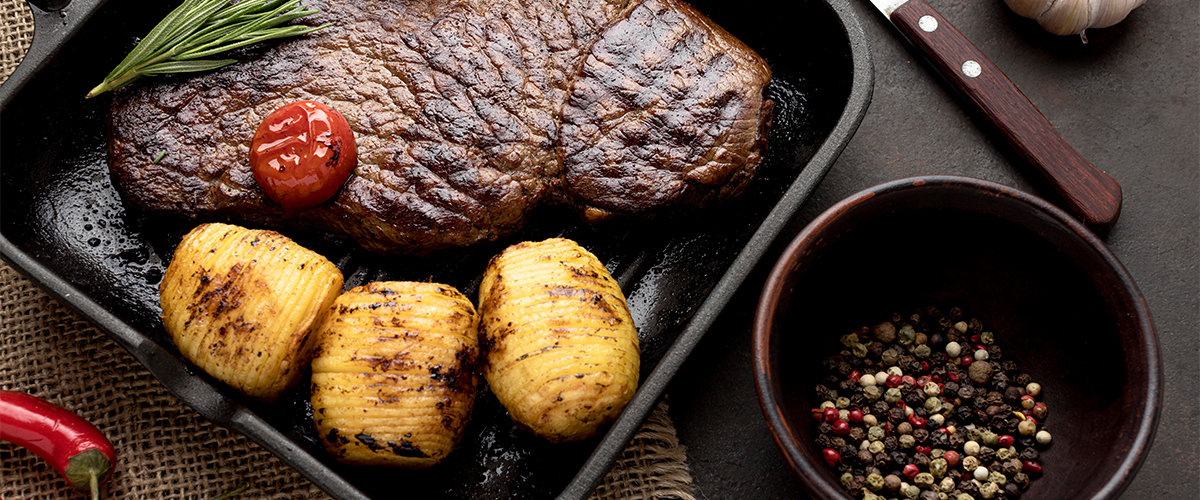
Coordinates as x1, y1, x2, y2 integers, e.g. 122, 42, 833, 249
108, 0, 772, 254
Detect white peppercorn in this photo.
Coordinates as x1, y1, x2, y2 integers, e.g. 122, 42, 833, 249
1018, 419, 1037, 436
964, 440, 981, 456
973, 466, 989, 481
1036, 430, 1052, 445
888, 366, 903, 377
946, 341, 962, 357
973, 349, 989, 361
953, 321, 968, 334
1026, 382, 1042, 397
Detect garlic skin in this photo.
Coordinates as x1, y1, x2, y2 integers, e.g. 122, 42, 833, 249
1004, 0, 1147, 36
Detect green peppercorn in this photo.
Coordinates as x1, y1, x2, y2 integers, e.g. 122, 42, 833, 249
981, 431, 999, 446
955, 494, 973, 500
853, 343, 869, 358
869, 440, 885, 454
930, 458, 948, 478
900, 434, 916, 449
840, 472, 854, 487
988, 471, 1007, 486
996, 447, 1015, 460
881, 349, 900, 366
939, 477, 956, 492
885, 387, 903, 403
926, 397, 944, 413
867, 473, 885, 491
864, 385, 882, 401
915, 344, 932, 358
915, 472, 936, 488
836, 397, 850, 409
979, 481, 1000, 499
932, 448, 945, 458
820, 400, 835, 410
841, 333, 860, 347
899, 325, 917, 345
981, 331, 995, 344
904, 484, 921, 499
869, 426, 886, 440
863, 491, 882, 500
963, 456, 980, 471
1018, 420, 1037, 436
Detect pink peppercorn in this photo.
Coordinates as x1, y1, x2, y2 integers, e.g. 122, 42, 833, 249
1023, 460, 1043, 475
903, 464, 919, 479
915, 445, 931, 455
823, 407, 839, 422
823, 448, 841, 467
848, 409, 864, 423
902, 375, 917, 386
962, 355, 974, 366
943, 450, 960, 466
998, 435, 1015, 447
849, 370, 861, 382
908, 414, 926, 428
831, 420, 851, 435
886, 375, 903, 388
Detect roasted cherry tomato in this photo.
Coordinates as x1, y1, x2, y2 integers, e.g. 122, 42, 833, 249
250, 100, 357, 210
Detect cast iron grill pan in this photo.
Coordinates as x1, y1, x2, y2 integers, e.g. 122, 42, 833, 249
0, 0, 872, 497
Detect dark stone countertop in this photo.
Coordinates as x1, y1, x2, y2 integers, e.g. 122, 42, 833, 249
668, 0, 1198, 497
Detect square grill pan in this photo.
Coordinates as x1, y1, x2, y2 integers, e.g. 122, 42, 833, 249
0, 0, 872, 497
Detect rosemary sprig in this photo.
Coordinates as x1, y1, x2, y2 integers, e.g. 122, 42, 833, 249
86, 0, 327, 98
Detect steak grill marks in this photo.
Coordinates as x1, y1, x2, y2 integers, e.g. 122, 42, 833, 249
107, 0, 773, 254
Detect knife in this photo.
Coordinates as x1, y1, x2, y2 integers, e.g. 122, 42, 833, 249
867, 0, 1123, 233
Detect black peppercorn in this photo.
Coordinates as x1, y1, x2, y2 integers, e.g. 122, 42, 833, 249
1001, 360, 1018, 372
818, 422, 832, 434
913, 453, 931, 467
979, 446, 997, 464
831, 437, 847, 448
944, 381, 960, 394
874, 452, 892, 468
858, 449, 875, 464
920, 490, 939, 500
1004, 386, 1024, 400
991, 414, 1017, 434
839, 379, 857, 391
968, 318, 983, 333
958, 385, 976, 400
1018, 437, 1036, 449
889, 407, 907, 422
884, 436, 899, 451
906, 390, 926, 407
874, 400, 891, 415
913, 428, 930, 443
931, 431, 950, 446
960, 479, 979, 494
948, 433, 966, 448
1019, 448, 1038, 461
850, 394, 867, 408
1004, 483, 1022, 497
1012, 472, 1030, 489
849, 427, 866, 441
1015, 373, 1032, 386
890, 450, 907, 465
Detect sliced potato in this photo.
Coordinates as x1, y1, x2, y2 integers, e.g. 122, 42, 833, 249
479, 238, 640, 442
311, 281, 478, 467
159, 223, 343, 400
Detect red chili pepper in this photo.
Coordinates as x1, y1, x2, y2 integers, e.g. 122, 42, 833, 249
0, 391, 115, 500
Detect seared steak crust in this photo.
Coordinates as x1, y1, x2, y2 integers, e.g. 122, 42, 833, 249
108, 0, 772, 254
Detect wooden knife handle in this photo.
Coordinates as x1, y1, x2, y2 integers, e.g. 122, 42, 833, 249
890, 0, 1122, 232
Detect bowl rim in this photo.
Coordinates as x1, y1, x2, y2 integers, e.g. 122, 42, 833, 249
752, 175, 1161, 500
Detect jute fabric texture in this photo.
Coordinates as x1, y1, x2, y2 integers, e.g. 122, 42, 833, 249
0, 1, 696, 497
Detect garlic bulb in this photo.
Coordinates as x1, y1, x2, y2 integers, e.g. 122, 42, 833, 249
1005, 0, 1147, 36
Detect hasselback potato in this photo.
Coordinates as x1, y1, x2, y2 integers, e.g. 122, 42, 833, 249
159, 223, 343, 400
311, 281, 479, 467
479, 238, 640, 442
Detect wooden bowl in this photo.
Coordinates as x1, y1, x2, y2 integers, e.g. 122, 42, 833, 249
753, 176, 1160, 499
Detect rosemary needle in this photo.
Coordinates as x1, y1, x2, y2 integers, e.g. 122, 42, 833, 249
86, 0, 327, 98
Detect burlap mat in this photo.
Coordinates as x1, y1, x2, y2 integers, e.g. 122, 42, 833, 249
0, 1, 696, 497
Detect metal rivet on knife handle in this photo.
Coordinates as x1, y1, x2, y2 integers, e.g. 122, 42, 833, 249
919, 15, 938, 32
962, 60, 981, 78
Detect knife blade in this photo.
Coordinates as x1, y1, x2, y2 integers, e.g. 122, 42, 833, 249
867, 0, 1123, 233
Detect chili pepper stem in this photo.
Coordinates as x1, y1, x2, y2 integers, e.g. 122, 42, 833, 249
90, 471, 99, 500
